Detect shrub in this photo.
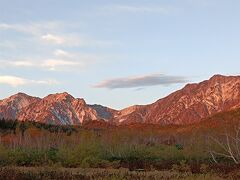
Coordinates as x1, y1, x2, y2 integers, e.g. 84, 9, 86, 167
8, 148, 45, 166
0, 145, 8, 165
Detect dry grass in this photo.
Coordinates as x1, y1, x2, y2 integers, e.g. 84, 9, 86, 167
0, 166, 225, 180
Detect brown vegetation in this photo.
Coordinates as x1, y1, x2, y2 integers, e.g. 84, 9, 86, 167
0, 109, 240, 178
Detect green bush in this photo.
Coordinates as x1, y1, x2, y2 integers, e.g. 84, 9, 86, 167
8, 148, 45, 166
46, 147, 58, 163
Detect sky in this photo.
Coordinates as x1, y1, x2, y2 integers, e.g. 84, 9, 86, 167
0, 0, 240, 109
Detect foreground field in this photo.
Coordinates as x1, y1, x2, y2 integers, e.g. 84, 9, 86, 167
0, 166, 238, 180
1, 109, 240, 179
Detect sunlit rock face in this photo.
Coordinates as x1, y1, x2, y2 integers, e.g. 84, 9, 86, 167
0, 93, 40, 120
113, 75, 240, 125
0, 92, 115, 125
0, 75, 240, 126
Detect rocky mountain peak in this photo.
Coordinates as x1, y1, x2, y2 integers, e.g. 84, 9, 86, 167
113, 75, 240, 125
43, 92, 75, 103
0, 92, 40, 119
0, 92, 116, 125
0, 74, 240, 126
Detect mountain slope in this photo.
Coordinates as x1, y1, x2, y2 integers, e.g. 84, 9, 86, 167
0, 92, 116, 125
0, 93, 40, 120
116, 75, 240, 125
0, 74, 239, 125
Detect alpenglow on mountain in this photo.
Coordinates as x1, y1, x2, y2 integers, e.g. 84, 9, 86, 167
0, 75, 239, 125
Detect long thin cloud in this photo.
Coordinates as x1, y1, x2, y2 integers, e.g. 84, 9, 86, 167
0, 75, 58, 87
104, 5, 178, 14
0, 22, 62, 36
0, 22, 114, 48
93, 74, 188, 89
0, 59, 81, 71
0, 47, 106, 72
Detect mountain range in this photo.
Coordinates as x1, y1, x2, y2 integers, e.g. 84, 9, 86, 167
0, 74, 239, 125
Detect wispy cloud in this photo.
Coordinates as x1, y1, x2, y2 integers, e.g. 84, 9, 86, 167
0, 59, 81, 71
40, 33, 114, 47
7, 61, 35, 67
41, 34, 65, 44
0, 21, 62, 36
186, 0, 212, 6
0, 49, 102, 71
0, 22, 115, 48
42, 59, 82, 71
93, 74, 188, 89
104, 5, 176, 14
0, 75, 58, 87
54, 49, 73, 58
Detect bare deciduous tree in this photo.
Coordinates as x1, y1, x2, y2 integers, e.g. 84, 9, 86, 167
209, 126, 240, 164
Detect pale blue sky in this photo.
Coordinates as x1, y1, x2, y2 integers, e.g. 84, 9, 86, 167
0, 0, 240, 109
